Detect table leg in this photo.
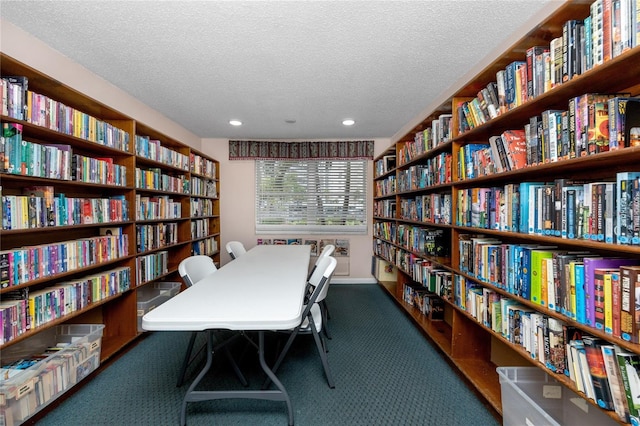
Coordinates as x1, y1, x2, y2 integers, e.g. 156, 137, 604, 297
179, 330, 294, 426
180, 330, 215, 426
257, 331, 294, 426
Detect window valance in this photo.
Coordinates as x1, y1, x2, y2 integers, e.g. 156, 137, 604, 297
229, 140, 374, 160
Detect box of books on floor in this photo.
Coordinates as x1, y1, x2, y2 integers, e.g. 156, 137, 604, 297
497, 366, 617, 426
0, 324, 104, 426
137, 281, 181, 332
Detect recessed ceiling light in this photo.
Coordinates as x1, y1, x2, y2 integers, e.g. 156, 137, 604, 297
229, 120, 242, 126
342, 119, 355, 126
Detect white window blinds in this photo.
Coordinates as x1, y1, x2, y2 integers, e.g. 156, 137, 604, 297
255, 159, 367, 234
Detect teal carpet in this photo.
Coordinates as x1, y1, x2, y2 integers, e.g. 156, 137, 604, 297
35, 284, 500, 425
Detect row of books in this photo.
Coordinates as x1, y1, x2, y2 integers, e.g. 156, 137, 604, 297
190, 176, 218, 198
134, 135, 190, 171
135, 166, 189, 193
455, 173, 640, 245
135, 251, 168, 286
1, 76, 130, 151
374, 175, 396, 198
190, 198, 214, 217
459, 97, 639, 182
135, 222, 178, 253
456, 0, 640, 134
396, 153, 452, 191
400, 114, 453, 166
381, 97, 638, 194
0, 267, 130, 344
373, 199, 396, 219
396, 226, 450, 259
135, 194, 182, 221
2, 122, 129, 186
2, 122, 71, 179
372, 240, 398, 267
402, 283, 445, 321
0, 231, 129, 288
190, 152, 217, 178
1, 190, 129, 230
527, 96, 640, 164
458, 129, 528, 180
71, 153, 127, 187
459, 234, 640, 338
373, 221, 395, 242
374, 154, 396, 178
0, 328, 102, 425
457, 143, 496, 180
191, 219, 210, 240
191, 237, 218, 256
454, 273, 640, 423
406, 260, 452, 298
397, 193, 452, 225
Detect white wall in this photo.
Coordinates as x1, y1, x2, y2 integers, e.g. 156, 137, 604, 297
0, 20, 202, 148
202, 138, 393, 283
2, 19, 395, 283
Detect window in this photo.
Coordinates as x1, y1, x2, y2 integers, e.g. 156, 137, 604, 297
255, 159, 367, 234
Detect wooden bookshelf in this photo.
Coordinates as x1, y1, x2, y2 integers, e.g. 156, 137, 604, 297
0, 52, 221, 422
372, 1, 640, 424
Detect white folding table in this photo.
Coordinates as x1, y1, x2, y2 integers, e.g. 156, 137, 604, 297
142, 244, 311, 425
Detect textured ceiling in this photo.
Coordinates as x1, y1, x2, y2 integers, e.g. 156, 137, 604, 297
1, 0, 555, 140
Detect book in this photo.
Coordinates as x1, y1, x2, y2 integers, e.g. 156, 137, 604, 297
22, 186, 55, 227
610, 269, 624, 338
583, 335, 615, 410
616, 172, 640, 244
620, 265, 640, 343
622, 99, 640, 147
608, 97, 640, 150
500, 129, 527, 170
616, 346, 640, 422
601, 344, 630, 422
584, 258, 640, 328
529, 249, 557, 306
594, 267, 619, 332
546, 317, 566, 374
2, 122, 23, 175
3, 75, 28, 120
488, 135, 508, 172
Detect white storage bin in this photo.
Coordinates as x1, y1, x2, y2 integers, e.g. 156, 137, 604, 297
0, 324, 104, 426
136, 281, 180, 332
497, 366, 618, 426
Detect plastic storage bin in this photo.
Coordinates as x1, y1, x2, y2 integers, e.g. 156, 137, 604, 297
0, 324, 104, 426
136, 281, 181, 332
497, 366, 618, 426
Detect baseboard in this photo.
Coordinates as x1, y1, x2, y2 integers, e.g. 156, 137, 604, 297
331, 277, 377, 284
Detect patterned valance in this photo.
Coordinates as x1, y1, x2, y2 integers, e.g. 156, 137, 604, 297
229, 140, 374, 160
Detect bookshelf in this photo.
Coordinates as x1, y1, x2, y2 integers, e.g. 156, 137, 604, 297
0, 52, 220, 420
372, 1, 640, 423
188, 148, 220, 265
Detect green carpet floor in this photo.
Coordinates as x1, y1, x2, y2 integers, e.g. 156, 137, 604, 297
35, 284, 500, 425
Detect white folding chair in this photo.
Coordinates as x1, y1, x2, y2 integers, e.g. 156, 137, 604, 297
226, 241, 247, 260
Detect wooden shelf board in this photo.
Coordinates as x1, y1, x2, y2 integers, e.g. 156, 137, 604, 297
455, 357, 503, 414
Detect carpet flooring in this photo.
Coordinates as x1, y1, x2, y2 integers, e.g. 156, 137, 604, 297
35, 284, 500, 425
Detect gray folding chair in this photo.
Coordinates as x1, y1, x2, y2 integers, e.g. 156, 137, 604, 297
308, 244, 335, 338
264, 255, 337, 389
